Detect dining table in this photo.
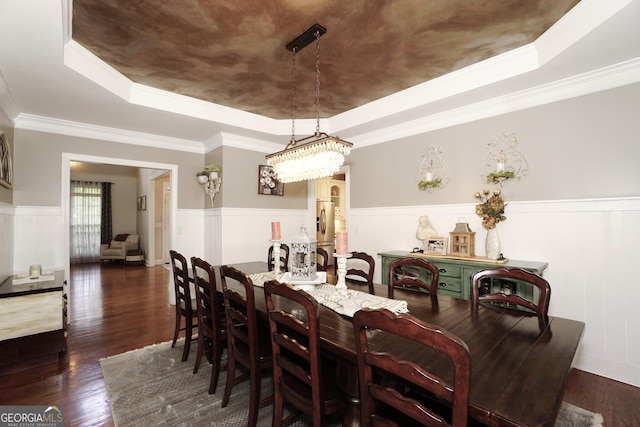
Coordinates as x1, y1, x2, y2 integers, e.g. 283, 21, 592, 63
218, 261, 585, 427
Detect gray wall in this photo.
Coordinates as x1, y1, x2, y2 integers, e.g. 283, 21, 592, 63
13, 129, 204, 209
213, 145, 307, 209
350, 83, 640, 207
70, 162, 138, 236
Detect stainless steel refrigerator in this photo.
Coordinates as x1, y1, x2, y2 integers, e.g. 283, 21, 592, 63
316, 200, 335, 267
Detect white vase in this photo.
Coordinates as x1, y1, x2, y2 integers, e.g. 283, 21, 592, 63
485, 227, 501, 260
209, 171, 219, 180
197, 175, 208, 184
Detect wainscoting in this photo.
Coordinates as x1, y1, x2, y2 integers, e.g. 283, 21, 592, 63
9, 197, 640, 388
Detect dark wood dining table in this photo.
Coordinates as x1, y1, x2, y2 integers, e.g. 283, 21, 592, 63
220, 261, 585, 427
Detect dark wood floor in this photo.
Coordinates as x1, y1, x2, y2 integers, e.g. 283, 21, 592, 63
0, 263, 639, 426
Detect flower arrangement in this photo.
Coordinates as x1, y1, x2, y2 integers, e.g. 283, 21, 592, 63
474, 188, 506, 229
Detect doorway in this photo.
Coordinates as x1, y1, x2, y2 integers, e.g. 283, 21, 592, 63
153, 173, 171, 264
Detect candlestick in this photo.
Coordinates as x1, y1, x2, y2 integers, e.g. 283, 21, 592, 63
334, 253, 351, 291
425, 172, 434, 181
270, 239, 282, 277
496, 162, 505, 173
336, 231, 348, 255
271, 221, 281, 240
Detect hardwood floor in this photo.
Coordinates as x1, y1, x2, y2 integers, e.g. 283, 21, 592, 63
0, 263, 639, 426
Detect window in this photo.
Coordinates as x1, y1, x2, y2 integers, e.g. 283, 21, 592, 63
70, 181, 102, 263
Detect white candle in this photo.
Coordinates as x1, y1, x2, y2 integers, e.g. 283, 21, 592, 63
496, 162, 505, 173
425, 172, 434, 181
336, 231, 348, 255
271, 222, 281, 240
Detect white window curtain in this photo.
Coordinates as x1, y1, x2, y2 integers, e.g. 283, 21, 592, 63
70, 180, 102, 264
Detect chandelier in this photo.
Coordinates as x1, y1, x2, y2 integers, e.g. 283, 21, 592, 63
266, 24, 352, 183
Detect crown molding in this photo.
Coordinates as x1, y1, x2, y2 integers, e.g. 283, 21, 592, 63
14, 113, 205, 153
350, 58, 640, 148
205, 132, 283, 154
10, 57, 640, 154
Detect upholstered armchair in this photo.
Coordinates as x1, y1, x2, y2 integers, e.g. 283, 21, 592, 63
100, 234, 140, 263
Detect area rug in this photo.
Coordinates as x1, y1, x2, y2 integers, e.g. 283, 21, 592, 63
100, 341, 603, 427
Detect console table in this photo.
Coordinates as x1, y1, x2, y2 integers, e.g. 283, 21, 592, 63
0, 270, 67, 365
378, 250, 548, 300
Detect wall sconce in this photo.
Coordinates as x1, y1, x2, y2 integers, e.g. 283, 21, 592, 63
196, 165, 221, 206
416, 145, 450, 192
481, 131, 528, 186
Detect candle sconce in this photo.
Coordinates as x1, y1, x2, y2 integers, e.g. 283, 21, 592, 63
416, 145, 451, 192
196, 166, 222, 206
481, 132, 528, 186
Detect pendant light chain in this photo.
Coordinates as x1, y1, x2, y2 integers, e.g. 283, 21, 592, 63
290, 47, 297, 144
314, 30, 321, 135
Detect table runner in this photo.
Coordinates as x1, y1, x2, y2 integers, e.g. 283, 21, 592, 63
248, 272, 408, 318
307, 284, 408, 318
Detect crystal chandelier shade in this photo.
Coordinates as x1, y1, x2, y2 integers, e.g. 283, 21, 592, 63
266, 133, 352, 183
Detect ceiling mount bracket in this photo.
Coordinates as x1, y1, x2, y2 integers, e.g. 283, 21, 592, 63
285, 23, 327, 52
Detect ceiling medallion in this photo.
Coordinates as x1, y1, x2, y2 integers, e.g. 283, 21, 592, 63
266, 24, 353, 183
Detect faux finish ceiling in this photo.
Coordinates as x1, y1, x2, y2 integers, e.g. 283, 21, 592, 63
71, 0, 580, 120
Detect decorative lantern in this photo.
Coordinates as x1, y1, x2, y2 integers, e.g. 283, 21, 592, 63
449, 218, 475, 257
289, 224, 318, 281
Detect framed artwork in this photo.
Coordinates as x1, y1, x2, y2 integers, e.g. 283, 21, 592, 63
0, 132, 13, 189
425, 237, 447, 255
137, 196, 147, 211
258, 165, 283, 196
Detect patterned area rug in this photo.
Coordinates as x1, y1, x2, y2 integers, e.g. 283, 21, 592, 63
100, 341, 603, 427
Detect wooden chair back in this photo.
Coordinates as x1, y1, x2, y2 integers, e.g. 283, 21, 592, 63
264, 279, 346, 426
191, 256, 227, 394
388, 257, 439, 308
169, 249, 197, 361
346, 251, 376, 295
316, 247, 329, 272
268, 243, 290, 272
219, 265, 272, 427
353, 308, 471, 427
471, 267, 551, 328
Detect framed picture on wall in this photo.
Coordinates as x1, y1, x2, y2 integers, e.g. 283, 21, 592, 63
258, 165, 283, 196
137, 196, 147, 211
0, 132, 13, 189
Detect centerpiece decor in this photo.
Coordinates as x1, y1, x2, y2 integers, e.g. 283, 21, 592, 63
289, 224, 318, 281
474, 188, 507, 260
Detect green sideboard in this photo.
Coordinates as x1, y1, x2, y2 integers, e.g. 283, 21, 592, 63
378, 251, 548, 300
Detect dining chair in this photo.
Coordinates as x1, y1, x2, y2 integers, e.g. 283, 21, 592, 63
353, 308, 471, 427
387, 257, 439, 308
219, 265, 273, 427
345, 251, 375, 295
471, 267, 551, 328
316, 247, 329, 272
263, 280, 347, 427
268, 243, 290, 272
191, 256, 227, 394
169, 250, 198, 362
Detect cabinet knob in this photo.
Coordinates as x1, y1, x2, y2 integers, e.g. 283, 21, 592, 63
438, 268, 447, 273
439, 282, 447, 287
